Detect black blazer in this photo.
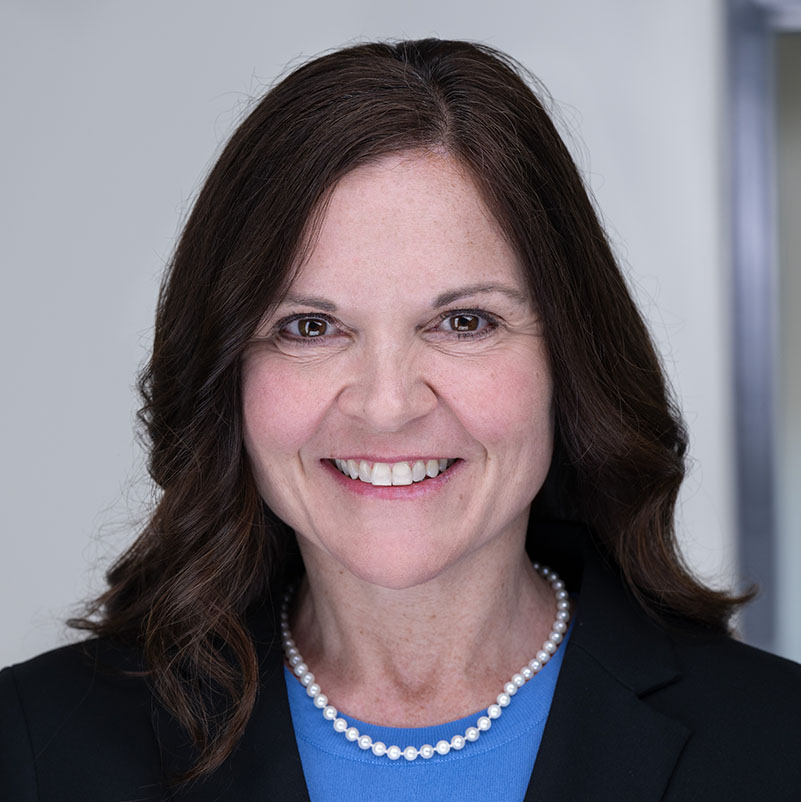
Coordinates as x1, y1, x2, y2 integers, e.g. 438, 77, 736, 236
3, 523, 801, 801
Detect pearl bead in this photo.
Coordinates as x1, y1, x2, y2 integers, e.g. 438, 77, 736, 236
358, 735, 372, 750
372, 741, 387, 757
521, 666, 534, 680
477, 716, 491, 731
556, 589, 568, 600
323, 705, 337, 720
504, 681, 518, 695
289, 654, 302, 667
487, 704, 501, 719
550, 631, 563, 644
543, 640, 557, 655
529, 658, 542, 672
333, 717, 347, 732
286, 646, 298, 658
497, 692, 511, 707
540, 567, 551, 578
387, 745, 402, 760
313, 694, 328, 709
536, 650, 550, 664
551, 579, 565, 591
403, 746, 418, 761
557, 599, 570, 611
512, 673, 525, 687
345, 727, 359, 741
557, 610, 570, 622
435, 740, 451, 755
465, 727, 480, 742
306, 682, 321, 697
301, 671, 315, 686
419, 744, 435, 759
293, 662, 308, 677
553, 620, 567, 633
451, 735, 466, 750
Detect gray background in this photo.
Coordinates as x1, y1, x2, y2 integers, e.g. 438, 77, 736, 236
0, 0, 760, 667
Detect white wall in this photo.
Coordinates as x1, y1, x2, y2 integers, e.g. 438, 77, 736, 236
0, 0, 736, 668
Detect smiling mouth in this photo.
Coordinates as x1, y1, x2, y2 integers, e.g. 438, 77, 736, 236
330, 458, 456, 487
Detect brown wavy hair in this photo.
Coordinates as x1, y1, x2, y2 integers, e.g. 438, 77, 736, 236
70, 38, 749, 781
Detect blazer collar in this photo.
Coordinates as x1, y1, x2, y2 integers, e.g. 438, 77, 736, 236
155, 522, 690, 801
523, 522, 690, 800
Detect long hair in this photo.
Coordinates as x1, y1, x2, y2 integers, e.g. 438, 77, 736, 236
71, 38, 748, 781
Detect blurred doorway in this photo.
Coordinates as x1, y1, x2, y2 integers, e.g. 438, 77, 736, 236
728, 0, 801, 659
775, 31, 801, 661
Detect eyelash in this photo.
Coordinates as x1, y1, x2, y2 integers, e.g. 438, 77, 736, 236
272, 309, 500, 345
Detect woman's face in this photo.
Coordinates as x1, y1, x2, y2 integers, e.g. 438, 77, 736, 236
242, 151, 553, 590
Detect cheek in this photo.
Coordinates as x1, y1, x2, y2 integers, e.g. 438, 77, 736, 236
439, 351, 553, 449
241, 356, 334, 463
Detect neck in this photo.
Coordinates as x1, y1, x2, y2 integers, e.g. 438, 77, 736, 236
286, 536, 557, 727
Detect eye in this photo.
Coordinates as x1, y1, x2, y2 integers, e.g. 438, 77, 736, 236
443, 314, 485, 333
434, 311, 496, 337
282, 316, 330, 338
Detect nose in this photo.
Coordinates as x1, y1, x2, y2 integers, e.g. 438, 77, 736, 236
336, 343, 438, 432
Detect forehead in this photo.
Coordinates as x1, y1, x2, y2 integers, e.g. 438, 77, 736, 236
289, 151, 526, 300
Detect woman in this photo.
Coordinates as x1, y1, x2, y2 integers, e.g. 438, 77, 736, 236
2, 38, 799, 802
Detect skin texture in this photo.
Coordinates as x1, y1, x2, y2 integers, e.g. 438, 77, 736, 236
242, 151, 558, 725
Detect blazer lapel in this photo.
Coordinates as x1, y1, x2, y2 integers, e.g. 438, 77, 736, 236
524, 526, 691, 801
523, 646, 689, 801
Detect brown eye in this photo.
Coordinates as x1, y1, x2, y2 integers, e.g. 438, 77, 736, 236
433, 311, 495, 339
297, 318, 328, 337
449, 314, 480, 332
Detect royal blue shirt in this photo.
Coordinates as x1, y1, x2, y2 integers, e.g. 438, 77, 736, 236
285, 625, 570, 802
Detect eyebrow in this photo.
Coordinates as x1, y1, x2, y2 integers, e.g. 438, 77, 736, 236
282, 283, 529, 313
432, 284, 529, 308
283, 294, 338, 312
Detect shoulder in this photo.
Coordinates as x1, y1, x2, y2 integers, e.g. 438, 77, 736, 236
642, 630, 801, 799
1, 639, 163, 801
549, 522, 801, 799
661, 628, 801, 719
675, 627, 801, 680
2, 637, 154, 733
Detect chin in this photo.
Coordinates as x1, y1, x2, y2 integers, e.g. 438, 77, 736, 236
317, 534, 466, 591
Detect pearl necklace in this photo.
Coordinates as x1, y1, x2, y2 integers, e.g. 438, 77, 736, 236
280, 563, 570, 762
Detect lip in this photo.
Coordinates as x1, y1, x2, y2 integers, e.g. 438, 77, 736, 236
321, 458, 462, 499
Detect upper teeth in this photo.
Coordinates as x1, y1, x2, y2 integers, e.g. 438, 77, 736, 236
332, 458, 455, 486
